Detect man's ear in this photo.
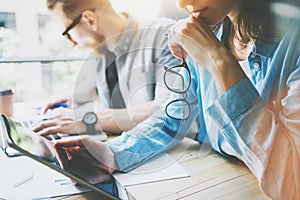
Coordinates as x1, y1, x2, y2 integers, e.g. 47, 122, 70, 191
81, 10, 98, 31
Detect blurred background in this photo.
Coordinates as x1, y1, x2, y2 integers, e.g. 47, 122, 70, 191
0, 0, 299, 103
0, 0, 188, 103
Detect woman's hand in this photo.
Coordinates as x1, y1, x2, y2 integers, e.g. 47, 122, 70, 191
168, 16, 246, 93
168, 16, 226, 73
54, 136, 118, 184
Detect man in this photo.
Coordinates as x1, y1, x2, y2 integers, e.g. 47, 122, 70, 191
33, 0, 187, 136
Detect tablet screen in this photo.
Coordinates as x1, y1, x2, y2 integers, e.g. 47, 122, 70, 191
5, 115, 55, 161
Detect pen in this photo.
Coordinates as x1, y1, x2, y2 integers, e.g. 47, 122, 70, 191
49, 102, 68, 109
13, 175, 33, 188
35, 102, 68, 111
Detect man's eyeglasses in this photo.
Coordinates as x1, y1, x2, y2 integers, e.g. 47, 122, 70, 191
62, 13, 83, 43
164, 58, 191, 120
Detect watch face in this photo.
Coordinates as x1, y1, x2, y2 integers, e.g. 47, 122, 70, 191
84, 112, 97, 124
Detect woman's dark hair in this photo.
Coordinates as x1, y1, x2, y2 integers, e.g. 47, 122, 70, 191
236, 0, 274, 43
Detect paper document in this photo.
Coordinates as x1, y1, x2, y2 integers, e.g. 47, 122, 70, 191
0, 154, 90, 200
113, 153, 190, 186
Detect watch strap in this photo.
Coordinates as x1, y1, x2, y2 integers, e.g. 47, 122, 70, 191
86, 123, 97, 134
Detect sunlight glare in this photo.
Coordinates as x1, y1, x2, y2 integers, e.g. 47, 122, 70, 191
110, 0, 162, 20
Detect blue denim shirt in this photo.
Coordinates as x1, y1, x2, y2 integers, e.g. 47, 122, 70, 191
109, 17, 300, 199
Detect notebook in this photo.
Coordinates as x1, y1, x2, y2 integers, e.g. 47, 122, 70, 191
0, 114, 117, 200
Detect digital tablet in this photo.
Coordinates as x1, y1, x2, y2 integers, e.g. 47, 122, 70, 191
0, 114, 118, 200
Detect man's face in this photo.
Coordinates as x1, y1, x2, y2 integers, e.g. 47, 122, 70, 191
55, 6, 105, 49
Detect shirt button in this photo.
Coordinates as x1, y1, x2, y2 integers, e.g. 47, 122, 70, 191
253, 62, 260, 69
251, 54, 256, 58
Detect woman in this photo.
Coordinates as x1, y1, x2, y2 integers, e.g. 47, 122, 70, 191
54, 0, 300, 199
166, 0, 300, 198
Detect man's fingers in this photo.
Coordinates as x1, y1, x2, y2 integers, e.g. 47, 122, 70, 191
32, 119, 58, 132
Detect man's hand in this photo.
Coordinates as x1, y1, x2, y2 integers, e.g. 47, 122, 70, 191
32, 107, 86, 136
39, 98, 70, 115
54, 136, 118, 184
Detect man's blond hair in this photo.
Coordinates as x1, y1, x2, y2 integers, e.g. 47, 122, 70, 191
46, 0, 110, 19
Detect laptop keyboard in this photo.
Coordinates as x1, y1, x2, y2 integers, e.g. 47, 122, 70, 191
19, 120, 34, 128
1, 118, 107, 158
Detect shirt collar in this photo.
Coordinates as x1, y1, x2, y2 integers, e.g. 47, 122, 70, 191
252, 36, 279, 58
113, 13, 139, 56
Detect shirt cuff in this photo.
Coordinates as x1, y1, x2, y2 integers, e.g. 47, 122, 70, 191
207, 78, 261, 130
108, 131, 173, 172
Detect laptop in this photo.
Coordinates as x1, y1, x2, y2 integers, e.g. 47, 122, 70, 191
0, 114, 118, 200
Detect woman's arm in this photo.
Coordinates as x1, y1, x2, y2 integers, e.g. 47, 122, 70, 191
168, 14, 300, 199
207, 72, 300, 199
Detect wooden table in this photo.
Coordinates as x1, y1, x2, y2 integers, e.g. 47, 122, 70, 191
52, 138, 270, 200
9, 102, 269, 199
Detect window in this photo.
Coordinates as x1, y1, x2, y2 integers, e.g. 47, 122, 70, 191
0, 1, 86, 103
0, 0, 182, 103
0, 12, 16, 28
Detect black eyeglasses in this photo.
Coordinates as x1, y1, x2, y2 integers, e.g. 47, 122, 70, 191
164, 58, 191, 120
62, 13, 82, 43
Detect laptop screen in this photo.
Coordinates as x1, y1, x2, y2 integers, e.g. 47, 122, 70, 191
0, 114, 117, 200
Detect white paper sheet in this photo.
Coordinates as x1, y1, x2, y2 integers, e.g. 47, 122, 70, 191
113, 153, 190, 186
0, 153, 90, 200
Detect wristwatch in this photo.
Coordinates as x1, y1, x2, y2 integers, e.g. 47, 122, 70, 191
82, 111, 98, 134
